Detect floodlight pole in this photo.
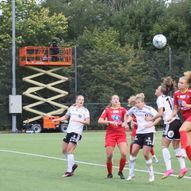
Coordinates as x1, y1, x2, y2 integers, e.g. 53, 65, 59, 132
74, 46, 77, 97
11, 0, 17, 132
168, 46, 172, 75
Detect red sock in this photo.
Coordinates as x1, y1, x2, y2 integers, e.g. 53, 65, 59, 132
150, 147, 155, 156
106, 161, 112, 174
180, 131, 188, 149
130, 143, 133, 155
119, 158, 126, 172
186, 145, 191, 161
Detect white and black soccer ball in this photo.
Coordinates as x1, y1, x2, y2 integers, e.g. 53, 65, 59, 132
152, 34, 167, 49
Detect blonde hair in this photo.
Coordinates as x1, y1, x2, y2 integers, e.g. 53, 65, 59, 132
183, 71, 191, 84
128, 95, 136, 107
135, 93, 145, 102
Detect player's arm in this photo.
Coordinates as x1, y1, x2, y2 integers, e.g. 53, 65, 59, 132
52, 114, 69, 122
182, 101, 191, 108
167, 105, 178, 122
73, 117, 90, 125
145, 107, 163, 121
98, 117, 118, 126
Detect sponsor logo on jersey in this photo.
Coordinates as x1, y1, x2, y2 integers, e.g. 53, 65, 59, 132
112, 115, 121, 121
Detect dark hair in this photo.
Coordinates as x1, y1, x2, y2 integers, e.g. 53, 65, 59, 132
161, 76, 176, 95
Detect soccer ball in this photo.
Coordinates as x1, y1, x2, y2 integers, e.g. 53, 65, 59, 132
152, 34, 167, 49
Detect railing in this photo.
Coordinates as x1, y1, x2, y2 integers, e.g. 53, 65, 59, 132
19, 46, 72, 66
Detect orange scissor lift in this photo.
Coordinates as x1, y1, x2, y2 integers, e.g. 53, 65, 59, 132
19, 46, 72, 133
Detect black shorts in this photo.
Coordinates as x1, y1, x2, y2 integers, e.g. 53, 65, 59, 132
63, 132, 82, 144
163, 119, 181, 140
133, 133, 155, 148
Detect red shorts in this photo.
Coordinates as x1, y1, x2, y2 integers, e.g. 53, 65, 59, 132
131, 127, 137, 137
105, 132, 127, 147
185, 115, 191, 122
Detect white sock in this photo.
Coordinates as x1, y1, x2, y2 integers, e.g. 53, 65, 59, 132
162, 148, 172, 170
145, 159, 154, 176
129, 155, 136, 176
174, 148, 186, 169
67, 153, 75, 173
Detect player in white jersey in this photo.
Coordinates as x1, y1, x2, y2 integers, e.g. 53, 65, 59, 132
126, 93, 161, 182
146, 77, 187, 179
52, 95, 90, 177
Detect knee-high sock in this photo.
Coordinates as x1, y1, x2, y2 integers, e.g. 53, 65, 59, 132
129, 155, 136, 176
180, 131, 188, 149
174, 148, 186, 169
186, 145, 191, 161
106, 161, 112, 174
162, 148, 172, 170
145, 159, 154, 176
119, 158, 126, 172
67, 154, 75, 173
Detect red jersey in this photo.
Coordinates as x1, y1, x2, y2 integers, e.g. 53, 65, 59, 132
100, 107, 127, 134
173, 88, 191, 121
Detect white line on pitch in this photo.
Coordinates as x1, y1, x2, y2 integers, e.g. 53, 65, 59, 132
0, 149, 191, 180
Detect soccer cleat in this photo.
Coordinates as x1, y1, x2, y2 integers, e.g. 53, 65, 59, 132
118, 171, 125, 179
177, 168, 188, 179
62, 172, 73, 177
72, 164, 78, 173
126, 175, 133, 181
152, 155, 159, 163
107, 174, 113, 178
176, 149, 187, 158
149, 174, 155, 182
161, 169, 174, 179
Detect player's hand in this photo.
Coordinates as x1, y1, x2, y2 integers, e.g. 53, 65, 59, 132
122, 122, 127, 128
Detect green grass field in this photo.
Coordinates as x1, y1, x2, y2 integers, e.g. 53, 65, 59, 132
0, 131, 191, 191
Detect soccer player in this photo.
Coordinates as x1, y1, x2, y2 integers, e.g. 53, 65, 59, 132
128, 95, 158, 163
146, 77, 187, 179
168, 71, 191, 162
52, 95, 90, 177
126, 93, 161, 182
98, 95, 128, 179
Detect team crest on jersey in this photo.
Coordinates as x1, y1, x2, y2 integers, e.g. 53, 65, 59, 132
180, 95, 186, 99
112, 114, 121, 121
78, 114, 82, 118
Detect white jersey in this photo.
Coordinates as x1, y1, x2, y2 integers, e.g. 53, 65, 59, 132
156, 95, 179, 124
127, 105, 158, 134
66, 105, 90, 135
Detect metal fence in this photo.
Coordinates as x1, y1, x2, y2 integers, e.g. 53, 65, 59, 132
0, 102, 162, 131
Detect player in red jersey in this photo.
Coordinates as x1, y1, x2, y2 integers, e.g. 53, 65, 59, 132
169, 71, 191, 165
98, 95, 128, 179
128, 95, 158, 163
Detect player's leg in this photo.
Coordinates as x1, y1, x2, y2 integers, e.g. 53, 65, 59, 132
186, 131, 191, 161
179, 120, 191, 156
172, 140, 188, 179
150, 147, 159, 163
63, 133, 81, 177
142, 133, 155, 182
142, 145, 154, 182
161, 137, 173, 179
127, 143, 140, 181
117, 141, 128, 179
106, 146, 115, 178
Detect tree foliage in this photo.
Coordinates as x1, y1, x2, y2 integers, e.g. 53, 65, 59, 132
1, 0, 191, 128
